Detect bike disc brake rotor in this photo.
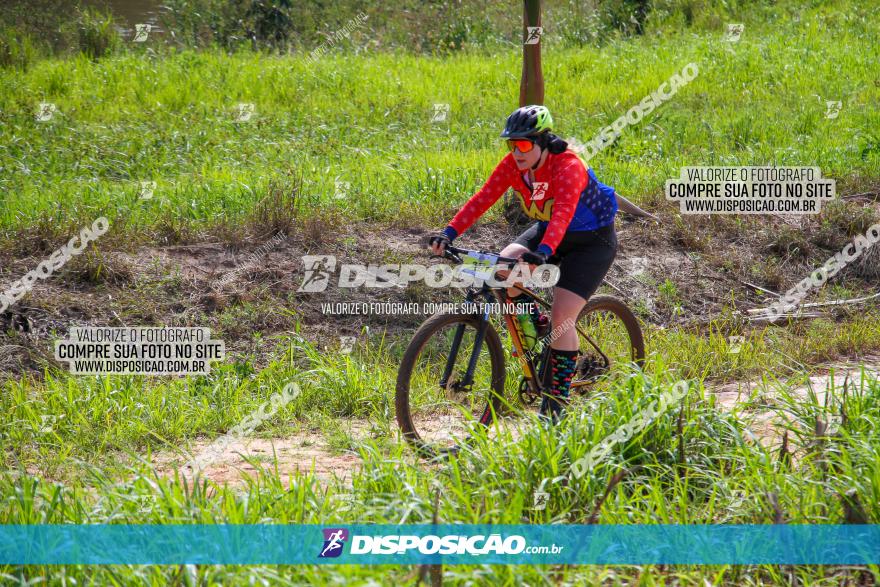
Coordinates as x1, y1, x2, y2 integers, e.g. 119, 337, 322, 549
575, 353, 609, 384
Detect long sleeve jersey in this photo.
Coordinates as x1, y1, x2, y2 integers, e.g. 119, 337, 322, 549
444, 150, 617, 255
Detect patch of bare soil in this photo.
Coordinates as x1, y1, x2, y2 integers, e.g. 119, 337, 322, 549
2, 200, 879, 488
149, 409, 542, 489
142, 356, 880, 490
153, 420, 374, 488
712, 358, 880, 451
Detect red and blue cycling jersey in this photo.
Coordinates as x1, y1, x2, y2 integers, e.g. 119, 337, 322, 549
443, 150, 617, 255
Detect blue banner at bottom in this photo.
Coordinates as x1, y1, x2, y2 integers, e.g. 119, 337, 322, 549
0, 524, 878, 565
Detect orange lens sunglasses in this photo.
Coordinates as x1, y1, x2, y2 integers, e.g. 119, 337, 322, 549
506, 139, 535, 153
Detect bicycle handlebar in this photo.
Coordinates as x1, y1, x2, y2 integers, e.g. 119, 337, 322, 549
434, 244, 521, 266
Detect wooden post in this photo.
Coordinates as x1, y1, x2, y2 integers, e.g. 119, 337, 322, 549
520, 0, 544, 106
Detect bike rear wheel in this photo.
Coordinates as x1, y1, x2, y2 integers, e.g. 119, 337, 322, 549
396, 311, 505, 459
571, 294, 645, 393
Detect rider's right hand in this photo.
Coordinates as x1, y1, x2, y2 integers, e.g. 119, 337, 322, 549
428, 233, 451, 256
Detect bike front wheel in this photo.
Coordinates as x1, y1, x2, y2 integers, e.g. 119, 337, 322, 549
396, 311, 506, 459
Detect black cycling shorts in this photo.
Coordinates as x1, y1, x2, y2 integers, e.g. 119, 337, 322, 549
513, 222, 617, 301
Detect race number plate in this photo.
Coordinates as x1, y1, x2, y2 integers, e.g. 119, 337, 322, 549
459, 251, 500, 281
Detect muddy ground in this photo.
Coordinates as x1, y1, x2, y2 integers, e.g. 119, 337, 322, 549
2, 196, 878, 379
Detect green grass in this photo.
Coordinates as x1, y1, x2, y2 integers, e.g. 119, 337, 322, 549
4, 311, 880, 478
1, 0, 878, 238
2, 331, 878, 583
2, 305, 880, 583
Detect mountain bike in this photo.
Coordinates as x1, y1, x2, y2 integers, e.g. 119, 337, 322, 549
395, 244, 645, 459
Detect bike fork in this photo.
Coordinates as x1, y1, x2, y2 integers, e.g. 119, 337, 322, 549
440, 316, 489, 391
439, 322, 466, 390
439, 294, 489, 393
438, 296, 495, 427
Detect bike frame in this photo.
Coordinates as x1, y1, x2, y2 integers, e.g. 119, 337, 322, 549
439, 263, 552, 398
437, 245, 614, 397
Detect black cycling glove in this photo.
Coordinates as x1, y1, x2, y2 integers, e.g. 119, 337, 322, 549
520, 249, 549, 265
428, 233, 452, 251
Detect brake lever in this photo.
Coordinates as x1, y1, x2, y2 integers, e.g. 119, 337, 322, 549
428, 251, 462, 263
445, 251, 463, 263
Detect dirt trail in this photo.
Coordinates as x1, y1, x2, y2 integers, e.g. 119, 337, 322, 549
3, 207, 878, 379
2, 210, 878, 484
714, 358, 880, 450
151, 414, 534, 489
149, 360, 879, 489
153, 421, 374, 487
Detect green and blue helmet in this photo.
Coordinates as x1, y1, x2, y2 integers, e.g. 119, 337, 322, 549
501, 105, 554, 138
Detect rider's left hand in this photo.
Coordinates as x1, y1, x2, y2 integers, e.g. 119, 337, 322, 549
428, 233, 452, 256
519, 249, 548, 266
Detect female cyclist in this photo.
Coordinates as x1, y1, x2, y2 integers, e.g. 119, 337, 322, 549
429, 105, 619, 424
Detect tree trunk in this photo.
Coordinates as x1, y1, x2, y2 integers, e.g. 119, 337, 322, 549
520, 0, 544, 107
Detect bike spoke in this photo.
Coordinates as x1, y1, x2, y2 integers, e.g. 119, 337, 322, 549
406, 320, 498, 451
572, 304, 642, 393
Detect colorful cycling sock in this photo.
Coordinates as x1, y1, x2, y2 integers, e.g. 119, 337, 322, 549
549, 348, 578, 398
